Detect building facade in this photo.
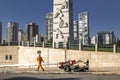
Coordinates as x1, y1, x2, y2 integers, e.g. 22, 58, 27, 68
0, 22, 2, 45
91, 36, 96, 45
53, 0, 73, 47
78, 12, 89, 45
96, 31, 116, 45
26, 22, 38, 45
46, 12, 53, 41
73, 20, 78, 42
18, 29, 25, 46
6, 22, 19, 44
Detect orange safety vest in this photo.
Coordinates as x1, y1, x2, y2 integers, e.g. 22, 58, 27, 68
37, 56, 43, 64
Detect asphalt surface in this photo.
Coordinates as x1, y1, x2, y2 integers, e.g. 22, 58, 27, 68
0, 72, 120, 80
0, 67, 120, 80
0, 67, 120, 74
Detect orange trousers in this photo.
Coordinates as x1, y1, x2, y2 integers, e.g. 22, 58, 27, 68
36, 63, 44, 71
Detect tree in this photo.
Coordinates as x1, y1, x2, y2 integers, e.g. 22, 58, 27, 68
40, 36, 44, 42
47, 38, 53, 43
117, 40, 120, 47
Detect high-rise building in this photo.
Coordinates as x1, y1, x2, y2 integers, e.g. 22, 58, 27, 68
35, 34, 41, 43
18, 29, 25, 46
26, 22, 38, 45
0, 22, 2, 45
46, 12, 53, 41
78, 12, 89, 45
53, 0, 73, 47
96, 31, 116, 45
6, 22, 19, 44
73, 20, 78, 41
91, 36, 96, 45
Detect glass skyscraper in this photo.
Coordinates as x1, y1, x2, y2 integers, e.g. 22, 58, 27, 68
26, 22, 38, 45
46, 12, 53, 41
78, 12, 89, 45
6, 22, 19, 44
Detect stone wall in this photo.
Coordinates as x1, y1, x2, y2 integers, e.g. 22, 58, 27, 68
0, 46, 120, 71
18, 47, 120, 70
18, 47, 65, 67
0, 46, 18, 65
67, 50, 120, 71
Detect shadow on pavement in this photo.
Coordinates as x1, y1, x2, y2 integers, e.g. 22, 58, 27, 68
4, 77, 81, 80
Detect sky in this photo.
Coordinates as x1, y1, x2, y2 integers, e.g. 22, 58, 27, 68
0, 0, 120, 39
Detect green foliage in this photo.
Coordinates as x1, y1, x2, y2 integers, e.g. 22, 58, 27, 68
47, 38, 53, 43
82, 45, 95, 51
117, 40, 120, 47
2, 42, 18, 46
69, 44, 79, 50
40, 36, 44, 42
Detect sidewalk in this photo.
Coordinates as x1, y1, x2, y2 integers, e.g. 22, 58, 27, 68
0, 67, 63, 73
0, 67, 120, 75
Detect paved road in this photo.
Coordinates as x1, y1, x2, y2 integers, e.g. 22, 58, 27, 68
0, 67, 120, 80
0, 72, 120, 80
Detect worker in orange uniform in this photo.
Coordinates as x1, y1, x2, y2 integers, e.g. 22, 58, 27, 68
36, 54, 45, 71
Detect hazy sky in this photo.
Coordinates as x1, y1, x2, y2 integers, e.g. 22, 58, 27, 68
0, 0, 120, 39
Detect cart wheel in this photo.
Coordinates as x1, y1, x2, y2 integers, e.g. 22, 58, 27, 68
64, 66, 71, 72
82, 66, 86, 72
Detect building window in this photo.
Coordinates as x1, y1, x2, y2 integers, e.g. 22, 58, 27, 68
9, 55, 12, 60
5, 55, 12, 60
5, 55, 8, 60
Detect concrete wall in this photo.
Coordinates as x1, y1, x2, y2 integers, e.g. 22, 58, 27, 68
53, 0, 73, 45
0, 46, 18, 65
